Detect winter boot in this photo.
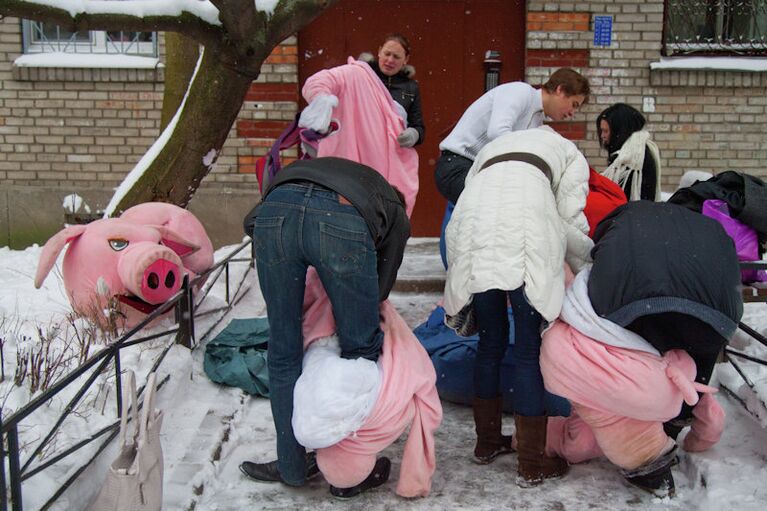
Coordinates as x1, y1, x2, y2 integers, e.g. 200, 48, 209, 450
621, 445, 677, 498
239, 451, 320, 484
514, 414, 569, 486
329, 457, 391, 499
472, 396, 514, 464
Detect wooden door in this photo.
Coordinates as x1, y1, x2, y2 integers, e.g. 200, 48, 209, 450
299, 0, 526, 236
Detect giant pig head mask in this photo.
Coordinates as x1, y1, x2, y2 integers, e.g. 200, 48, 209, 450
34, 203, 214, 328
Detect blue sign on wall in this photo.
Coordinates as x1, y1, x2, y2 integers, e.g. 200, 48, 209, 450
593, 15, 613, 47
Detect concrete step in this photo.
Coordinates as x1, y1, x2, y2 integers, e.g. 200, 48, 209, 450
393, 237, 446, 294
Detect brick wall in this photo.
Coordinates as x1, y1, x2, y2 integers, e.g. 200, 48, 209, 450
0, 18, 297, 247
526, 0, 767, 190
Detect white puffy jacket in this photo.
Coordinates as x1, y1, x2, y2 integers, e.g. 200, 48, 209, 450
444, 127, 593, 321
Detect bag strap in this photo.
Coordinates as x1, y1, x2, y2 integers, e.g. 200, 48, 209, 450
479, 152, 552, 183
137, 372, 159, 444
118, 370, 139, 448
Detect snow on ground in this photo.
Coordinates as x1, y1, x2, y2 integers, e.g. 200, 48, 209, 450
1, 242, 766, 510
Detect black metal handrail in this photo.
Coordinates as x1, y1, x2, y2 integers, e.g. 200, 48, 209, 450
1, 240, 252, 511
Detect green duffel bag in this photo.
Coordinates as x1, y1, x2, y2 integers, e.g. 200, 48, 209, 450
203, 317, 270, 397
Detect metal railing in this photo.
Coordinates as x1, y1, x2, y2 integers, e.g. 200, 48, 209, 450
720, 261, 767, 420
1, 241, 253, 511
663, 0, 767, 56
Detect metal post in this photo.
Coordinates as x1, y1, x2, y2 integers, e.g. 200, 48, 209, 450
174, 276, 194, 349
1, 417, 7, 511
6, 427, 21, 511
114, 352, 123, 417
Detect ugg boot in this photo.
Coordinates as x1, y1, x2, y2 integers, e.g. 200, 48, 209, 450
514, 414, 569, 485
472, 397, 514, 464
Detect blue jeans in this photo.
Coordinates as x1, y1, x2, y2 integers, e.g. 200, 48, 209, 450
473, 287, 545, 416
253, 182, 383, 485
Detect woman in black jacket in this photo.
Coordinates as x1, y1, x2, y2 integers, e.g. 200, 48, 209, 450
597, 103, 661, 201
360, 33, 425, 147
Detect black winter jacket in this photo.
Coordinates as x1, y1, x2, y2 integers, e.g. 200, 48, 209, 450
360, 53, 425, 145
588, 201, 743, 353
243, 157, 411, 301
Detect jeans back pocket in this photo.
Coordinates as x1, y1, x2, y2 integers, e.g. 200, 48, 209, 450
253, 215, 286, 266
319, 221, 370, 276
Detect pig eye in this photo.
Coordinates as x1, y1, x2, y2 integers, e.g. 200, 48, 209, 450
108, 238, 129, 251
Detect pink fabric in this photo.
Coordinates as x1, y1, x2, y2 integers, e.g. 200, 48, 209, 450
300, 271, 442, 497
683, 393, 725, 452
34, 203, 213, 328
541, 321, 714, 421
302, 57, 419, 217
540, 320, 723, 469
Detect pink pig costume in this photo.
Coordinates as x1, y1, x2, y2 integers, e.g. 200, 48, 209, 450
301, 57, 419, 217
539, 201, 744, 497
35, 202, 213, 328
540, 268, 724, 474
294, 271, 443, 497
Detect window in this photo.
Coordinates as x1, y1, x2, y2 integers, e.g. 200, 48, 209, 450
21, 20, 157, 57
663, 0, 767, 56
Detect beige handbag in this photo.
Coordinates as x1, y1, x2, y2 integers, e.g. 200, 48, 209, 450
88, 371, 164, 511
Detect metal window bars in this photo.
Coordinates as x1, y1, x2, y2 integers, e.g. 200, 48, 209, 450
21, 20, 157, 56
1, 240, 253, 511
663, 0, 767, 56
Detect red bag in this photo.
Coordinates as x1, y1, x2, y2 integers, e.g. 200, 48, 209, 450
584, 167, 627, 238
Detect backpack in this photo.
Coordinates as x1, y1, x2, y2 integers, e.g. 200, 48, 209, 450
253, 112, 336, 194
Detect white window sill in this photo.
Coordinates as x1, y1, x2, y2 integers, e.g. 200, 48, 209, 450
15, 53, 162, 69
650, 56, 767, 72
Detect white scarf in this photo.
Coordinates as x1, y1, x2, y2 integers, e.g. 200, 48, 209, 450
560, 267, 660, 355
601, 130, 662, 201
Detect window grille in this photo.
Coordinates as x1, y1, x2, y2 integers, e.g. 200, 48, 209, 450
663, 0, 767, 56
21, 20, 157, 57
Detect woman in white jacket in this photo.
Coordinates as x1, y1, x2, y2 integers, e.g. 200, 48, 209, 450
443, 126, 593, 485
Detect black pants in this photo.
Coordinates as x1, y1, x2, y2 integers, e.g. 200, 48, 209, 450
434, 150, 473, 204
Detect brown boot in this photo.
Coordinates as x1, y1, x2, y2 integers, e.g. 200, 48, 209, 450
514, 414, 568, 485
472, 397, 514, 464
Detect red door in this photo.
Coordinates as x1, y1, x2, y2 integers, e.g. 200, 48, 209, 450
299, 0, 526, 236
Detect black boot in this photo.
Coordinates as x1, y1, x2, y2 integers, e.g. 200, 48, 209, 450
473, 397, 514, 464
239, 451, 320, 484
621, 446, 677, 498
329, 457, 391, 499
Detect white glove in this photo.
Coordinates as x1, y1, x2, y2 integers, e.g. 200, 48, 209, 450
397, 127, 419, 148
298, 94, 338, 133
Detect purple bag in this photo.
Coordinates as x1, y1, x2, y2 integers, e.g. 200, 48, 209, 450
702, 199, 766, 283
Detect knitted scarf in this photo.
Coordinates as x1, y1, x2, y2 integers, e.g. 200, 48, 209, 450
601, 130, 662, 201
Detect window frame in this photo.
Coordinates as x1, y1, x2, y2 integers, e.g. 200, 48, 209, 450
21, 19, 158, 57
662, 0, 767, 57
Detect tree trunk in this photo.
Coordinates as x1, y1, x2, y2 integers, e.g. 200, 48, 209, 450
109, 48, 253, 215
161, 33, 200, 131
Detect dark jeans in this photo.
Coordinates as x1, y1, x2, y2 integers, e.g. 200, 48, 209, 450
473, 287, 545, 416
434, 150, 473, 204
253, 182, 383, 485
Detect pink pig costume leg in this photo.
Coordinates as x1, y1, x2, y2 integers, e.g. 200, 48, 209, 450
540, 321, 722, 470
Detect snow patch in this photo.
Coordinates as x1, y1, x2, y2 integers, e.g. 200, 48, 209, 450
62, 193, 91, 214
202, 148, 218, 169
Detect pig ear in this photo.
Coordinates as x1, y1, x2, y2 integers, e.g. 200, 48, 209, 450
35, 225, 87, 288
152, 225, 200, 258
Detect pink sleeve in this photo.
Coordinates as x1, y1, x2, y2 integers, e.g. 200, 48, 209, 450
683, 393, 725, 452
302, 66, 346, 104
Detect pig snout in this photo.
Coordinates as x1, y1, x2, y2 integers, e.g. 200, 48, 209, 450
117, 243, 184, 304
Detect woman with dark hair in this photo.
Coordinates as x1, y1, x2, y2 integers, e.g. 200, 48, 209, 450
596, 103, 661, 201
359, 33, 425, 147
